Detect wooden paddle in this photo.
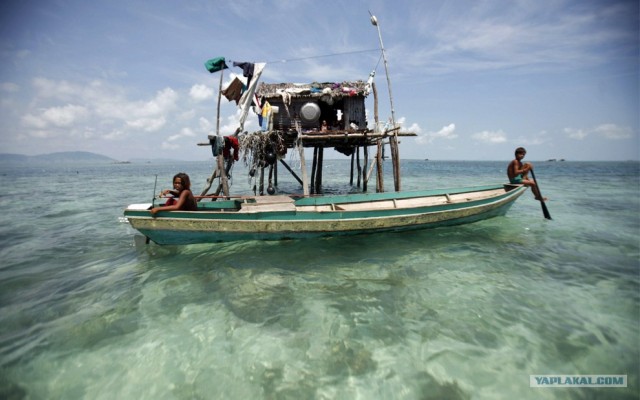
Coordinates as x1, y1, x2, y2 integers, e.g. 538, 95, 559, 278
530, 169, 552, 220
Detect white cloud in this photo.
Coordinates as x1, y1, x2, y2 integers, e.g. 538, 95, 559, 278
404, 122, 422, 135
97, 87, 178, 122
565, 124, 632, 140
405, 1, 635, 75
104, 129, 126, 140
593, 123, 632, 139
126, 117, 166, 132
179, 109, 196, 121
162, 127, 197, 150
189, 84, 214, 101
22, 104, 89, 129
1, 82, 20, 92
28, 78, 178, 121
29, 130, 54, 139
166, 133, 182, 142
17, 79, 189, 145
182, 127, 196, 137
21, 114, 47, 130
199, 117, 213, 132
416, 123, 457, 144
136, 87, 177, 116
565, 127, 587, 140
43, 105, 88, 127
161, 141, 180, 150
472, 129, 507, 143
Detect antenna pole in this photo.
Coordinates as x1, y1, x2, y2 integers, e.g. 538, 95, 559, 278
369, 12, 396, 126
370, 12, 401, 191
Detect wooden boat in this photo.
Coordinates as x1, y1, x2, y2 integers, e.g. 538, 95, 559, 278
124, 184, 526, 245
124, 14, 528, 245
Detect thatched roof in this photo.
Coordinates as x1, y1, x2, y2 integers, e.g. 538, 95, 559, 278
256, 81, 369, 100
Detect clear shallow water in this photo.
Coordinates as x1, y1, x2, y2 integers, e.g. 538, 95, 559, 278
0, 160, 638, 399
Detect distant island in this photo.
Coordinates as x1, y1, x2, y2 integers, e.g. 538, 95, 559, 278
0, 151, 118, 164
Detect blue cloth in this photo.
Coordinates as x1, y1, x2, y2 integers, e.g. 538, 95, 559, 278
510, 174, 523, 184
209, 136, 225, 157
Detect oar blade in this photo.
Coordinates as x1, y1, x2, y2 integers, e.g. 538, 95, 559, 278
540, 200, 552, 220
530, 169, 552, 220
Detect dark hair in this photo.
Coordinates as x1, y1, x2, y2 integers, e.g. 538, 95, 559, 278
173, 172, 191, 190
515, 147, 526, 156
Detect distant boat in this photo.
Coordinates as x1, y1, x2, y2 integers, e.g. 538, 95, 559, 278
547, 159, 557, 162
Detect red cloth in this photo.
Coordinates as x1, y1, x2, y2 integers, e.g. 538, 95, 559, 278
223, 136, 239, 161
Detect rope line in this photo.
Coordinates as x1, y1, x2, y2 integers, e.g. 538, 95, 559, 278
264, 48, 380, 64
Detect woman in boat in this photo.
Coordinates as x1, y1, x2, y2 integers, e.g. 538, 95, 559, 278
150, 172, 198, 216
507, 147, 546, 201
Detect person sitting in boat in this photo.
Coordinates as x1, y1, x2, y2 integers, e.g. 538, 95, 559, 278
507, 147, 546, 201
150, 172, 198, 216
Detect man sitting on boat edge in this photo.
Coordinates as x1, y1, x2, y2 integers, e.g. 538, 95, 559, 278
150, 172, 198, 216
507, 147, 547, 201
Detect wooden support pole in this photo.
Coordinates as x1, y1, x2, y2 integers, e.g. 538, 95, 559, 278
315, 146, 324, 194
296, 134, 309, 195
363, 134, 369, 192
201, 158, 234, 200
373, 81, 384, 193
212, 159, 234, 200
371, 13, 400, 191
390, 135, 400, 192
311, 146, 318, 194
200, 167, 218, 197
279, 159, 303, 185
215, 69, 230, 197
356, 146, 362, 188
274, 157, 278, 188
350, 152, 355, 186
376, 140, 384, 192
259, 166, 265, 195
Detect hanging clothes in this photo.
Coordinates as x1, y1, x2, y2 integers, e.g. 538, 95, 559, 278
209, 135, 225, 157
222, 77, 244, 104
253, 93, 263, 127
238, 63, 266, 130
223, 136, 240, 161
261, 101, 272, 131
233, 62, 255, 87
205, 57, 228, 73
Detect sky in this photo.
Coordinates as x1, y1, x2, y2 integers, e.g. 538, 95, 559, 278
0, 0, 638, 162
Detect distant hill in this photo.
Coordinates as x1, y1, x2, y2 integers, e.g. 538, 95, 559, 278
0, 151, 117, 164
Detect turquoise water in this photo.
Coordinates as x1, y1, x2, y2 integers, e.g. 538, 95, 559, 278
0, 160, 638, 399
